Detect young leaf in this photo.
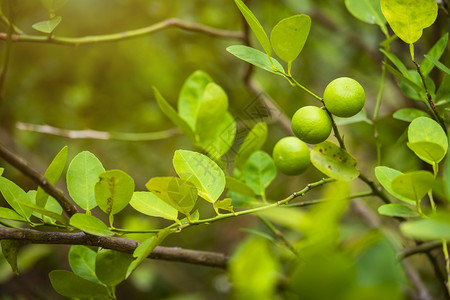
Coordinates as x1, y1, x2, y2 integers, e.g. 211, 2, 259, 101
401, 214, 450, 241
0, 207, 26, 222
198, 112, 236, 161
408, 117, 448, 163
345, 0, 387, 35
95, 169, 135, 218
178, 70, 213, 130
15, 199, 66, 224
1, 240, 20, 275
378, 203, 420, 218
407, 141, 446, 165
393, 108, 430, 122
270, 15, 311, 64
381, 0, 437, 44
28, 190, 63, 224
421, 33, 449, 76
146, 177, 197, 217
227, 45, 285, 74
213, 198, 234, 213
126, 227, 172, 278
68, 245, 100, 284
153, 87, 196, 142
32, 16, 62, 34
173, 150, 226, 203
96, 249, 133, 287
391, 171, 434, 202
36, 146, 68, 207
310, 141, 359, 181
225, 176, 256, 198
234, 0, 272, 55
129, 191, 178, 221
374, 166, 415, 205
66, 151, 105, 211
69, 213, 114, 237
49, 270, 110, 298
195, 83, 228, 135
0, 177, 33, 220
244, 151, 276, 196
380, 49, 412, 80
423, 55, 450, 75
235, 122, 268, 171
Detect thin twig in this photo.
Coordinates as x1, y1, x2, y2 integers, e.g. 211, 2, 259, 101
0, 142, 80, 216
256, 214, 298, 255
0, 227, 228, 268
0, 18, 244, 46
399, 241, 443, 259
16, 122, 180, 141
358, 173, 391, 204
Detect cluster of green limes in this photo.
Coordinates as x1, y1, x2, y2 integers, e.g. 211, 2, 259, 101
273, 77, 365, 176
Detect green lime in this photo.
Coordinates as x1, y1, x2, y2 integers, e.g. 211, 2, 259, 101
323, 77, 365, 118
291, 106, 332, 144
272, 137, 310, 176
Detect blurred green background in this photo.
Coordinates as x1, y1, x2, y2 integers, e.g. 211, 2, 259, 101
0, 0, 448, 299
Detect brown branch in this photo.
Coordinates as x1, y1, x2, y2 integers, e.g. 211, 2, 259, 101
0, 142, 80, 217
0, 227, 228, 268
400, 241, 443, 259
0, 18, 244, 46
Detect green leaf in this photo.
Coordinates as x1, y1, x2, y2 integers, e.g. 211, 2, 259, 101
235, 122, 268, 171
401, 213, 450, 241
0, 207, 26, 222
436, 74, 450, 104
407, 141, 446, 165
66, 151, 105, 211
227, 45, 285, 74
96, 249, 132, 287
384, 64, 423, 97
244, 151, 276, 196
68, 245, 100, 284
28, 190, 63, 224
310, 141, 359, 181
234, 0, 271, 55
146, 177, 197, 217
0, 168, 4, 176
381, 0, 438, 44
374, 166, 415, 205
153, 87, 196, 142
345, 0, 387, 34
195, 82, 228, 135
408, 117, 448, 162
380, 49, 412, 80
95, 169, 135, 218
49, 270, 110, 298
423, 54, 450, 75
225, 176, 256, 198
36, 146, 68, 208
213, 198, 234, 213
391, 171, 434, 201
178, 70, 213, 130
130, 191, 178, 221
1, 240, 20, 275
15, 198, 66, 224
32, 16, 62, 34
393, 108, 430, 122
421, 33, 449, 76
69, 213, 114, 237
270, 14, 311, 63
0, 177, 33, 220
445, 150, 450, 202
377, 203, 420, 218
173, 150, 225, 203
198, 112, 236, 160
126, 227, 172, 278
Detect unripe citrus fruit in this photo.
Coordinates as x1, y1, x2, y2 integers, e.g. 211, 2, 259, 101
291, 106, 332, 144
323, 77, 365, 118
272, 137, 310, 176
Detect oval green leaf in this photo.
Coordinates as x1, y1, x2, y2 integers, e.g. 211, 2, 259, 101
234, 0, 271, 55
421, 33, 449, 77
49, 270, 109, 298
69, 213, 114, 237
270, 14, 311, 63
393, 108, 430, 122
96, 249, 132, 287
391, 171, 434, 202
401, 216, 450, 241
374, 166, 416, 205
225, 176, 256, 198
145, 177, 197, 216
32, 16, 62, 34
173, 150, 225, 203
227, 45, 285, 74
68, 245, 100, 284
66, 151, 105, 211
198, 112, 236, 161
378, 203, 420, 218
244, 151, 276, 196
95, 169, 135, 216
235, 122, 268, 171
407, 141, 446, 165
345, 0, 387, 34
1, 240, 20, 275
310, 141, 359, 181
130, 191, 178, 221
408, 117, 448, 162
0, 207, 26, 222
195, 82, 228, 134
0, 177, 33, 220
381, 0, 438, 44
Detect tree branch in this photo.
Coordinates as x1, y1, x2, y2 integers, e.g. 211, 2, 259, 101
0, 18, 244, 46
399, 241, 443, 259
0, 227, 228, 268
0, 142, 80, 217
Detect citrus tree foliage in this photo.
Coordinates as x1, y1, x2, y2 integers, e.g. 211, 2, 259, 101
0, 0, 449, 299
